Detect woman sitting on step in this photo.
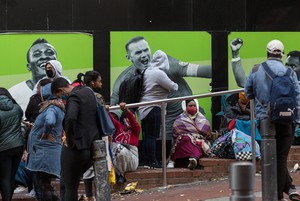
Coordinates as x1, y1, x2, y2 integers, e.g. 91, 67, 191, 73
168, 99, 212, 170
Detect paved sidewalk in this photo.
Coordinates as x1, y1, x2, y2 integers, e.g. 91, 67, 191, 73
111, 170, 300, 201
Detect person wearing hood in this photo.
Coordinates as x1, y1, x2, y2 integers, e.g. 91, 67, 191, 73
137, 50, 178, 169
33, 60, 71, 94
109, 102, 141, 183
26, 83, 65, 201
168, 99, 212, 170
0, 87, 24, 201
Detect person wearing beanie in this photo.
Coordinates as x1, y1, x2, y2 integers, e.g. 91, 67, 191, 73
222, 92, 251, 124
245, 39, 300, 201
238, 92, 249, 105
9, 38, 57, 114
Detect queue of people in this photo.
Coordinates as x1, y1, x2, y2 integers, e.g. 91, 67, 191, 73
2, 36, 300, 201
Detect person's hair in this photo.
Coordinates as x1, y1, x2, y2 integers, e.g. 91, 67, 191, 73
51, 77, 70, 94
73, 73, 85, 86
26, 38, 56, 62
39, 78, 52, 87
75, 71, 101, 88
287, 51, 300, 61
267, 52, 282, 59
0, 87, 17, 104
185, 99, 195, 106
125, 36, 145, 53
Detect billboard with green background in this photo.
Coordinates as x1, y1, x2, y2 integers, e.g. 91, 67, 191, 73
1, 32, 300, 126
0, 32, 93, 89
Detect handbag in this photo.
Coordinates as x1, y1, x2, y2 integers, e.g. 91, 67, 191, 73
96, 101, 116, 136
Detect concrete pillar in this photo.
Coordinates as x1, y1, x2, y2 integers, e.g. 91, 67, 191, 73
260, 119, 277, 201
230, 162, 255, 201
92, 140, 111, 201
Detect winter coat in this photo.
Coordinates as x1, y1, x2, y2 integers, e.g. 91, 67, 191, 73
0, 95, 24, 152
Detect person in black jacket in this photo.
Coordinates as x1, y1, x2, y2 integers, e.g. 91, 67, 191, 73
51, 77, 101, 201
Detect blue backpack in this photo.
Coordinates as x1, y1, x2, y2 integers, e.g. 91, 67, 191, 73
262, 62, 297, 123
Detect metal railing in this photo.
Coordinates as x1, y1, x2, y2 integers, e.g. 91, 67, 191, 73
109, 88, 253, 187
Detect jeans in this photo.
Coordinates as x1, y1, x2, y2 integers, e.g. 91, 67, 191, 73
141, 107, 161, 164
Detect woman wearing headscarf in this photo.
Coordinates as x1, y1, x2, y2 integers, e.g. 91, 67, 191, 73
168, 99, 212, 170
26, 83, 65, 201
0, 87, 24, 201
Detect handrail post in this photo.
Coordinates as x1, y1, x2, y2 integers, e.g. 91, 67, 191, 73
161, 102, 167, 187
260, 119, 277, 201
250, 99, 256, 166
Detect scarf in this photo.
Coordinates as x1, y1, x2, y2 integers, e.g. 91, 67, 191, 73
39, 99, 65, 113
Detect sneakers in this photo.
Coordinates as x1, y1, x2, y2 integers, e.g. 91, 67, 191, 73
14, 186, 27, 193
188, 158, 197, 170
167, 160, 175, 168
116, 175, 127, 184
144, 161, 162, 169
78, 194, 95, 201
26, 189, 36, 197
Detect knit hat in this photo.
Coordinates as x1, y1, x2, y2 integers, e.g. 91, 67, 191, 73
238, 92, 249, 105
267, 39, 284, 56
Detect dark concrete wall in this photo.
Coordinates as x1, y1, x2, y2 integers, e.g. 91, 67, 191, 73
1, 0, 299, 129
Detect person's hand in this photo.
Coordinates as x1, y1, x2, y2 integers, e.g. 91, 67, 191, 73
21, 150, 28, 162
119, 102, 127, 111
40, 133, 56, 142
108, 135, 113, 143
105, 104, 110, 111
230, 38, 243, 58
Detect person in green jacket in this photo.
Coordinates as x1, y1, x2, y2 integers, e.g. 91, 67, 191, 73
0, 87, 24, 201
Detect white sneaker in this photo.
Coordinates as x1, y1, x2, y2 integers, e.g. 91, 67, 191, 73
14, 186, 27, 193
26, 189, 36, 197
167, 160, 175, 168
188, 158, 197, 170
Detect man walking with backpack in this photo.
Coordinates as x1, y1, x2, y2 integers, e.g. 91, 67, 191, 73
245, 39, 300, 201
